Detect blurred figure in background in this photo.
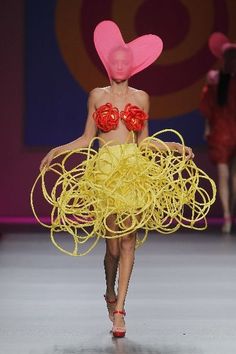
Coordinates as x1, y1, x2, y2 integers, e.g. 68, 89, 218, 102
200, 32, 236, 233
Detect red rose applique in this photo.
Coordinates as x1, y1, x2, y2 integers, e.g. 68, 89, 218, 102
93, 103, 119, 132
120, 104, 148, 132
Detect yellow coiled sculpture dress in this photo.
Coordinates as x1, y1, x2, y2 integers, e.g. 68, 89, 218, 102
31, 128, 216, 256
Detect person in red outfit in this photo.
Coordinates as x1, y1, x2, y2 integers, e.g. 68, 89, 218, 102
200, 32, 236, 233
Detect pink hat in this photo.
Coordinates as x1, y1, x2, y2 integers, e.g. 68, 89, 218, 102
208, 32, 236, 58
93, 20, 163, 79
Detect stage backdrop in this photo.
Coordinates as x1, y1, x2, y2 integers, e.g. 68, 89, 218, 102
1, 0, 236, 219
25, 0, 236, 147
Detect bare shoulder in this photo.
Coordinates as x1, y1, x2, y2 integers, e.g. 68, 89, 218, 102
89, 87, 110, 106
130, 87, 149, 107
130, 87, 149, 99
89, 87, 109, 98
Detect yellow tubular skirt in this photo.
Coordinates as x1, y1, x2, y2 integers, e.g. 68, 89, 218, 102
31, 129, 216, 256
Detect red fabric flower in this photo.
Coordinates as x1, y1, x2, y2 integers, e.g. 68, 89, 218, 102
93, 103, 119, 132
120, 104, 148, 132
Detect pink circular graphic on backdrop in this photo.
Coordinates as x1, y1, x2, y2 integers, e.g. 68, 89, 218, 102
55, 0, 233, 117
79, 0, 227, 95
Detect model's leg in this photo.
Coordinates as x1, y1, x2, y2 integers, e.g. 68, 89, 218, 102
217, 163, 231, 232
104, 215, 120, 320
104, 238, 119, 299
113, 231, 136, 329
230, 157, 236, 217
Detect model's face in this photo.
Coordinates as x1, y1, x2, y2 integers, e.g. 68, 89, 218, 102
223, 48, 236, 74
108, 47, 133, 81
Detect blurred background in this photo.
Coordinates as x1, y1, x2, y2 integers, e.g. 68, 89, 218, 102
1, 0, 236, 224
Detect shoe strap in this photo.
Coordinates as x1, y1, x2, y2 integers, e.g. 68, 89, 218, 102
113, 310, 126, 316
104, 294, 117, 304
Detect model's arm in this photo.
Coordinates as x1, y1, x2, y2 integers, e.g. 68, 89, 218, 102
144, 136, 194, 160
137, 91, 150, 143
161, 141, 194, 159
200, 85, 214, 119
199, 85, 213, 139
40, 91, 97, 171
137, 91, 194, 159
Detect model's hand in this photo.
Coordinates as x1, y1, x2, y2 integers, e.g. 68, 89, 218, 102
40, 149, 57, 171
204, 127, 210, 140
174, 143, 194, 160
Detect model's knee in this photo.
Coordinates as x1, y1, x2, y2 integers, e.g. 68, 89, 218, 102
218, 164, 229, 181
106, 247, 120, 260
219, 173, 229, 183
120, 234, 136, 254
105, 238, 120, 259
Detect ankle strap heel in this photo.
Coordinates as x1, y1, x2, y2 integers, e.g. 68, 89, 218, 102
112, 310, 126, 338
113, 310, 126, 316
104, 294, 117, 322
104, 294, 117, 304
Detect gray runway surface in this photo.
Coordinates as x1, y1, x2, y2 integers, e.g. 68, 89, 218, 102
0, 231, 236, 354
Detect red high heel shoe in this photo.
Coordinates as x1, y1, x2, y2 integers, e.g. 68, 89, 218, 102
104, 294, 117, 322
112, 310, 126, 338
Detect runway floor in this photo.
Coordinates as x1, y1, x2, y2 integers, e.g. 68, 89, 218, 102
0, 230, 236, 354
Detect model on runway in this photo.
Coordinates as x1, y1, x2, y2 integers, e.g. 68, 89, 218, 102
31, 21, 216, 338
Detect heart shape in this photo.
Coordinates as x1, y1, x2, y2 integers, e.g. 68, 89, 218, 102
93, 20, 163, 79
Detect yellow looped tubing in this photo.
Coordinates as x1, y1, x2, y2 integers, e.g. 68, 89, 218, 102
31, 129, 216, 256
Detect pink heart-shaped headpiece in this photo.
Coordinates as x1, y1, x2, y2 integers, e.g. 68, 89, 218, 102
209, 32, 236, 58
94, 20, 163, 79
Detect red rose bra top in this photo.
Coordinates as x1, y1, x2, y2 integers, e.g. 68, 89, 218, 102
93, 103, 148, 132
